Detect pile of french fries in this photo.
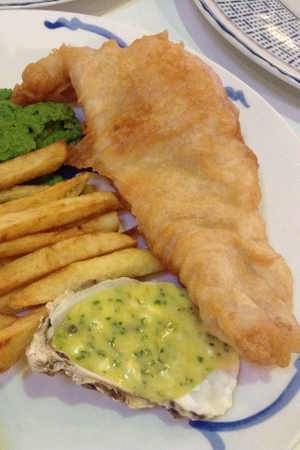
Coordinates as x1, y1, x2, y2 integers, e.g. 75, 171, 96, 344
0, 141, 162, 373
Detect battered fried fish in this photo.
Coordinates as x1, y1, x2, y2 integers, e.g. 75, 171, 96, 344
12, 33, 300, 367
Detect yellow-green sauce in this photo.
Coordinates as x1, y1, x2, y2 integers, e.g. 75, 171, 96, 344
52, 282, 237, 403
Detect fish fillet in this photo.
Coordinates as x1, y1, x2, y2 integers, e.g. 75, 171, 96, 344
12, 32, 300, 366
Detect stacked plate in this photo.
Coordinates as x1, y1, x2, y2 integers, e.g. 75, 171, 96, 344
193, 0, 300, 88
0, 0, 74, 8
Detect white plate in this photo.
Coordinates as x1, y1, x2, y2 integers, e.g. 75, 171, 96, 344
193, 0, 300, 89
0, 0, 74, 9
0, 10, 300, 450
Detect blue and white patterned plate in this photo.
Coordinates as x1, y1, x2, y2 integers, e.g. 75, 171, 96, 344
0, 0, 74, 9
0, 9, 300, 450
193, 0, 300, 89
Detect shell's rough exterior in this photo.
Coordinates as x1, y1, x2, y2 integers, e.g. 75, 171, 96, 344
27, 278, 239, 420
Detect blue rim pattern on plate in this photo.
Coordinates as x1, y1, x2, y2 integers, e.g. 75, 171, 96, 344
44, 17, 127, 48
225, 87, 250, 107
193, 0, 300, 88
191, 358, 300, 450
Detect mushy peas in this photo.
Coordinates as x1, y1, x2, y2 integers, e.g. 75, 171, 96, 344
0, 90, 82, 162
52, 282, 238, 403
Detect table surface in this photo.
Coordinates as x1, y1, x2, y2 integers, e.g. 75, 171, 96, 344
40, 0, 300, 137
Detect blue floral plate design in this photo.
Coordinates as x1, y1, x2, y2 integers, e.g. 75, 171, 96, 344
193, 0, 300, 89
0, 10, 299, 450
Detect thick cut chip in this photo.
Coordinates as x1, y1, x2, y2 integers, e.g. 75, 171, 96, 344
0, 191, 120, 242
7, 248, 163, 310
0, 172, 91, 216
82, 184, 98, 195
0, 313, 16, 330
0, 307, 46, 372
76, 211, 120, 233
0, 211, 120, 258
0, 185, 47, 204
0, 141, 67, 190
0, 257, 16, 267
0, 231, 136, 295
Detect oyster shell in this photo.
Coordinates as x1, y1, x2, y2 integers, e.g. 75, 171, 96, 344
27, 278, 239, 420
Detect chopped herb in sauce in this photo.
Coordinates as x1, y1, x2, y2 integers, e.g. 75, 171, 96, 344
52, 282, 237, 403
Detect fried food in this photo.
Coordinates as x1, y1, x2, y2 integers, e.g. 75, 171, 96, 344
0, 306, 46, 372
0, 211, 120, 258
0, 172, 91, 216
0, 313, 16, 330
0, 141, 67, 190
0, 191, 120, 242
12, 33, 300, 366
82, 184, 98, 195
0, 231, 135, 295
76, 211, 120, 233
0, 257, 16, 267
6, 248, 163, 311
0, 185, 47, 203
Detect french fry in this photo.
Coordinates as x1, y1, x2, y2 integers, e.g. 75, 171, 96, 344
0, 307, 46, 372
7, 248, 163, 311
0, 185, 47, 204
0, 257, 16, 267
82, 184, 98, 195
0, 211, 120, 258
0, 173, 91, 216
0, 231, 136, 295
0, 296, 11, 313
0, 141, 67, 190
0, 191, 120, 242
77, 212, 120, 233
0, 313, 16, 330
